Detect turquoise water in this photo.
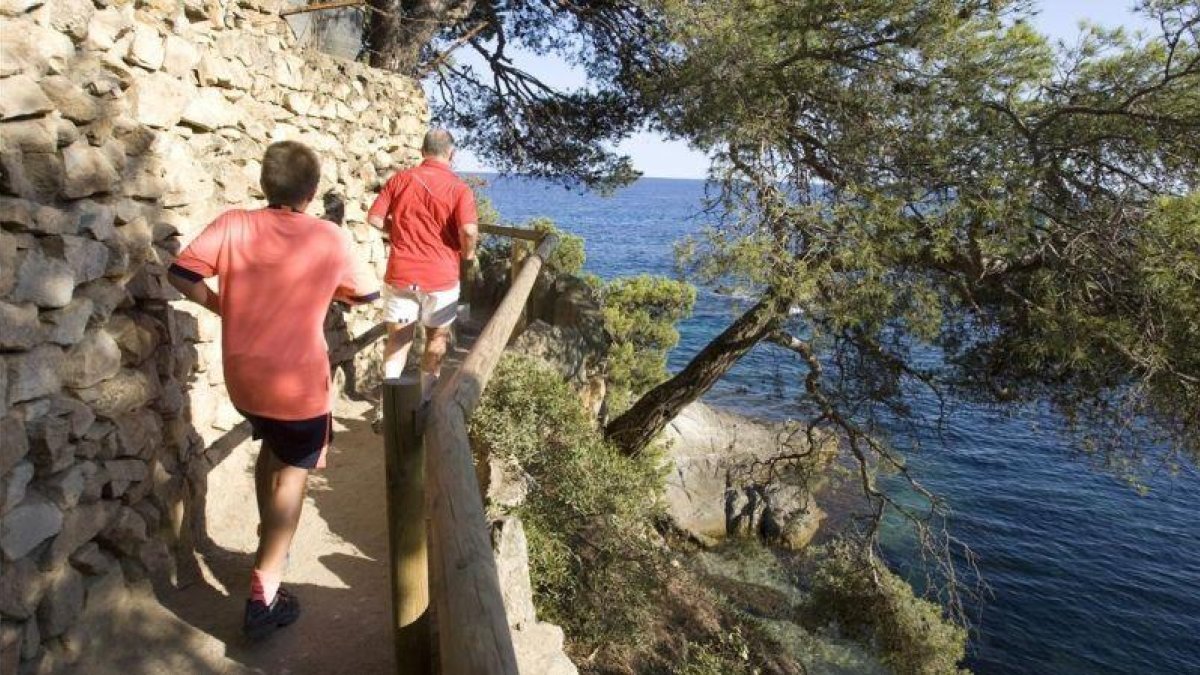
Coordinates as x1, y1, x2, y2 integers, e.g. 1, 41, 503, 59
476, 175, 1200, 675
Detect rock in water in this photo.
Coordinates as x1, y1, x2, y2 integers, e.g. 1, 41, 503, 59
661, 401, 831, 550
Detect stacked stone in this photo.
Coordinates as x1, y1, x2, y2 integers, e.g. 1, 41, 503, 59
0, 0, 425, 670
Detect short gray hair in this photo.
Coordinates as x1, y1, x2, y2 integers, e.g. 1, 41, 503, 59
421, 128, 455, 158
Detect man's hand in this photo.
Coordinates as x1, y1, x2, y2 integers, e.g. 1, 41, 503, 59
461, 257, 481, 285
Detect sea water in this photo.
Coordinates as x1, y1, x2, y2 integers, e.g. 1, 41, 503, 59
476, 174, 1200, 675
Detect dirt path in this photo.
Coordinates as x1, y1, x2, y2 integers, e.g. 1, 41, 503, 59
55, 321, 488, 675
67, 396, 396, 675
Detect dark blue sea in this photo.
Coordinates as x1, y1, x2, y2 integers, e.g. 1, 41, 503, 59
475, 175, 1200, 675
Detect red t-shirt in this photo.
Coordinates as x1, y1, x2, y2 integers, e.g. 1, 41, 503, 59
172, 208, 377, 420
368, 158, 478, 292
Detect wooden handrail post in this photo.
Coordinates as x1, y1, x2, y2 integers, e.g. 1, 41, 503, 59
382, 375, 431, 674
510, 239, 530, 337
425, 233, 559, 675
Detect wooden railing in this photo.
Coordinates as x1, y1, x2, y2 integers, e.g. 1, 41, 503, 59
382, 224, 558, 674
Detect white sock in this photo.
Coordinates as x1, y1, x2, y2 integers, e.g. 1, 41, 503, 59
421, 372, 438, 401
385, 359, 404, 380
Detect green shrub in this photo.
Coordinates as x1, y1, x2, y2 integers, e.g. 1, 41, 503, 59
471, 354, 668, 644
601, 275, 696, 413
529, 217, 586, 276
476, 217, 586, 279
802, 539, 969, 675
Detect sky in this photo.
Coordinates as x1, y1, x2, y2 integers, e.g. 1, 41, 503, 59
445, 1, 1159, 179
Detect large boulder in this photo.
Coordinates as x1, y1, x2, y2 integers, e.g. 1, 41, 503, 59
661, 402, 831, 550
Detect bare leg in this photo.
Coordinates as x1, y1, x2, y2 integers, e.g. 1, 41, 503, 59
383, 321, 416, 379
254, 446, 272, 531
253, 450, 310, 576
421, 326, 451, 375
419, 326, 451, 399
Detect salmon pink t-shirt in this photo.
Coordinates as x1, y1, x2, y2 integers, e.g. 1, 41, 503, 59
171, 208, 378, 420
368, 158, 477, 292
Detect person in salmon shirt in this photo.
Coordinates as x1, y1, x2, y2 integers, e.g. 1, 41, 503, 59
168, 140, 378, 640
367, 128, 479, 399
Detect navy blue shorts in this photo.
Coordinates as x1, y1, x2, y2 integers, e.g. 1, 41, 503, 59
238, 409, 332, 469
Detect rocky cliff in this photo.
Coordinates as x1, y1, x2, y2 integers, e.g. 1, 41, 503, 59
0, 0, 425, 669
495, 266, 834, 552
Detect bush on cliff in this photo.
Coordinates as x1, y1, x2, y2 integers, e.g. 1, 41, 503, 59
476, 216, 587, 278
803, 539, 968, 675
471, 353, 668, 643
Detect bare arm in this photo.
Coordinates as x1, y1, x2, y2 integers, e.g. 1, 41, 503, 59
168, 273, 221, 315
368, 213, 387, 231
460, 222, 479, 260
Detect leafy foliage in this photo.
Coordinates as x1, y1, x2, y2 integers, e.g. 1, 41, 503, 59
367, 0, 664, 189
803, 540, 969, 675
472, 356, 808, 672
470, 354, 668, 643
600, 275, 696, 412
530, 217, 586, 276
640, 0, 1200, 470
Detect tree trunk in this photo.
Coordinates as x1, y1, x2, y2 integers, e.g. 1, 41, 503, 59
604, 294, 788, 455
366, 0, 476, 74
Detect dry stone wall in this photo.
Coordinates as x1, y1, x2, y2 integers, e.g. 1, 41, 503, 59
0, 0, 426, 670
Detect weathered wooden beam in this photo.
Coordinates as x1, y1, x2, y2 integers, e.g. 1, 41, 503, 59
479, 223, 541, 241
383, 375, 432, 674
424, 233, 558, 675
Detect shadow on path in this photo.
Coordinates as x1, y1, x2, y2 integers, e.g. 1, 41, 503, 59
68, 400, 394, 675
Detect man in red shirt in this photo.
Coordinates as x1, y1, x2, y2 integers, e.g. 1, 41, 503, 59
368, 129, 479, 397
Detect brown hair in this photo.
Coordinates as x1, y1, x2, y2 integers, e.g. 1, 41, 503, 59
260, 141, 320, 208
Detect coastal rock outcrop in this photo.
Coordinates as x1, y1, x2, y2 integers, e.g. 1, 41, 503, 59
662, 401, 832, 549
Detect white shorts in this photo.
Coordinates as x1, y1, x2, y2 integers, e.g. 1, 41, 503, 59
383, 283, 459, 328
